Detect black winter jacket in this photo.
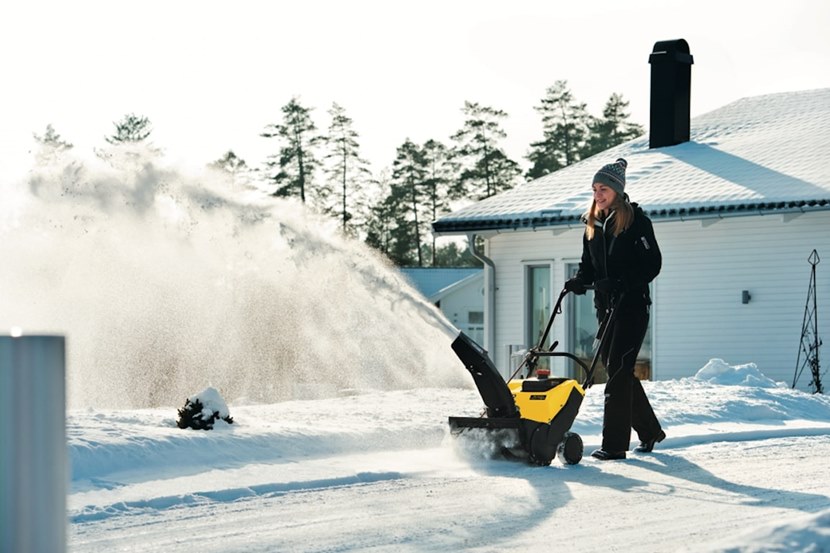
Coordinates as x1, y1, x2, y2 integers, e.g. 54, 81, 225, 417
575, 202, 662, 314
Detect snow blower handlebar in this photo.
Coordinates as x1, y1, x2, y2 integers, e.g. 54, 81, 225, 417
507, 287, 580, 382
507, 287, 572, 381
512, 286, 623, 389
581, 291, 622, 388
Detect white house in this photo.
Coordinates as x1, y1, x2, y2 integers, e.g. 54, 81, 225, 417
433, 40, 830, 390
400, 267, 484, 344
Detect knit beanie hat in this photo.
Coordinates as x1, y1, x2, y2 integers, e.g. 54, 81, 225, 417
593, 158, 628, 197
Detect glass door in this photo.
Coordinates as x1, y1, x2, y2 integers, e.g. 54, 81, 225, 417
566, 263, 602, 381
566, 263, 653, 381
526, 265, 551, 373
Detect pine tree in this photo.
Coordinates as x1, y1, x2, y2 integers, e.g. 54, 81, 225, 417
526, 138, 564, 181
421, 139, 461, 265
364, 170, 396, 257
526, 81, 591, 179
451, 101, 520, 200
210, 150, 250, 191
33, 124, 73, 164
321, 102, 372, 235
425, 240, 483, 268
389, 139, 428, 266
96, 113, 160, 166
34, 124, 73, 150
379, 194, 417, 266
105, 113, 153, 144
585, 93, 644, 157
365, 169, 419, 267
29, 124, 81, 198
261, 97, 320, 204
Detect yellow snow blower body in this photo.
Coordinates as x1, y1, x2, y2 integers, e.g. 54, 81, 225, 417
448, 287, 618, 466
447, 331, 586, 466
508, 378, 585, 424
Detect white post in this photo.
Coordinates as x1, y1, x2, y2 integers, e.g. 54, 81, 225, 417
0, 335, 67, 553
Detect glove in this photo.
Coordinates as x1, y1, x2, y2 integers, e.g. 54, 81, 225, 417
594, 278, 623, 295
564, 277, 586, 295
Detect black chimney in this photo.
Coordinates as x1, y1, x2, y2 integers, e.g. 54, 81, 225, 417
649, 39, 694, 149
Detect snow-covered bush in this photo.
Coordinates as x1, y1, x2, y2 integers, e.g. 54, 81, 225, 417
176, 387, 234, 430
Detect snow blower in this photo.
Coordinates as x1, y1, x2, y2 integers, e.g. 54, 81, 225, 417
448, 286, 618, 466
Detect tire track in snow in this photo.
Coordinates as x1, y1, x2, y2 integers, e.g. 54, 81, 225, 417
71, 470, 406, 523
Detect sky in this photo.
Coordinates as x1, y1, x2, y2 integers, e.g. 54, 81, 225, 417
55, 361, 830, 552
2, 0, 829, 181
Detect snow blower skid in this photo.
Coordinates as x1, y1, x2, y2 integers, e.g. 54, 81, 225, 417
448, 287, 619, 466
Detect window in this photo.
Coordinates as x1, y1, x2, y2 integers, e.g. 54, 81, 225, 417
467, 311, 484, 345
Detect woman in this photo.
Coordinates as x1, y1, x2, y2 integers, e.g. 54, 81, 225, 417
565, 158, 666, 460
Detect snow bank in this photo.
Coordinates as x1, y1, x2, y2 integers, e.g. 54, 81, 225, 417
693, 358, 785, 388
69, 376, 830, 486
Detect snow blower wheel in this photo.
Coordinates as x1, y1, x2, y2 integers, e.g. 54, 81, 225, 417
556, 431, 583, 465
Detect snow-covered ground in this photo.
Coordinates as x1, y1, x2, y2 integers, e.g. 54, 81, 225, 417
68, 360, 830, 553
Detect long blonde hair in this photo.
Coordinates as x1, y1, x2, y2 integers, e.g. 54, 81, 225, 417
585, 195, 633, 239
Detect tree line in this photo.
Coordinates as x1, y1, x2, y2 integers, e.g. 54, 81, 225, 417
32, 80, 643, 268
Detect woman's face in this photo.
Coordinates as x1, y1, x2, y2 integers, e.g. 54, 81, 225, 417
592, 182, 617, 211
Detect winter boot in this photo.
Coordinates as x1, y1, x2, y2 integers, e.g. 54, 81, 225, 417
634, 430, 666, 453
590, 448, 626, 461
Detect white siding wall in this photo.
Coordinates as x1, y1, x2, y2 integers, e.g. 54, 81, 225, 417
486, 212, 830, 389
654, 213, 829, 386
439, 279, 484, 336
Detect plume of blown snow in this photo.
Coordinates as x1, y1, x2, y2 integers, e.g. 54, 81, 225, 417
1, 145, 468, 408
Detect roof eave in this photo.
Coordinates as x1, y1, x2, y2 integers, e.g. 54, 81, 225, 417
431, 200, 830, 235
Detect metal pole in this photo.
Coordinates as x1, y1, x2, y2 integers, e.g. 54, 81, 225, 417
0, 334, 67, 553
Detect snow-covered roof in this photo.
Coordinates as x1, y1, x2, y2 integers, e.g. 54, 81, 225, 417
400, 267, 482, 302
433, 88, 830, 235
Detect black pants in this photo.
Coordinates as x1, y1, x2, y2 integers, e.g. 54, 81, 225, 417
598, 304, 662, 452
